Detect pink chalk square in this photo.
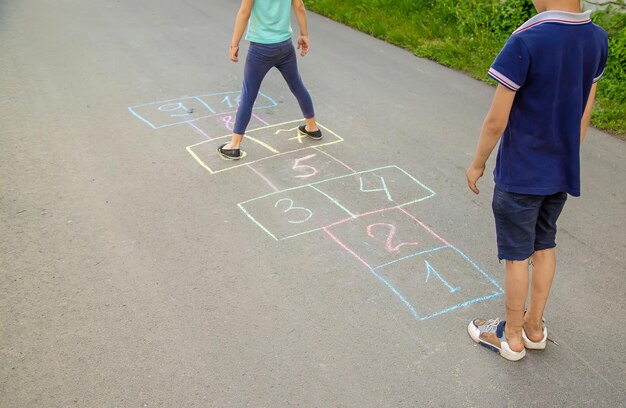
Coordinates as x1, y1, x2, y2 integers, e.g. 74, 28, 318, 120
246, 151, 354, 191
324, 208, 447, 269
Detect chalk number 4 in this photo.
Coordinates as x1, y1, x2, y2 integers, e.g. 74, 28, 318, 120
359, 176, 393, 201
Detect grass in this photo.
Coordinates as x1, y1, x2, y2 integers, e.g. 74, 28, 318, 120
306, 0, 625, 136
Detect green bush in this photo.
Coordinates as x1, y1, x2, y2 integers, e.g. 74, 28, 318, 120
492, 0, 535, 34
306, 0, 625, 135
591, 7, 625, 133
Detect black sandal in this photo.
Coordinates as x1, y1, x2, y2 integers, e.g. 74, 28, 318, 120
217, 143, 241, 160
298, 125, 323, 140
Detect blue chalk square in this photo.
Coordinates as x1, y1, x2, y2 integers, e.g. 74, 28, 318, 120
371, 246, 503, 321
128, 91, 276, 129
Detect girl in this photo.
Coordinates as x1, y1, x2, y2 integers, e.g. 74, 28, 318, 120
218, 0, 322, 160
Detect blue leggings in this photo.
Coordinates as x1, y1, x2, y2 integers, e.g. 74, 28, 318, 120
233, 39, 315, 135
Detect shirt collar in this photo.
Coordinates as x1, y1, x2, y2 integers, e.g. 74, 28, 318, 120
513, 10, 592, 34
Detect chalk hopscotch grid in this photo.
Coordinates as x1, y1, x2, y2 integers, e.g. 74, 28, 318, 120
234, 142, 501, 321
186, 120, 345, 175
127, 89, 502, 320
324, 207, 503, 321
237, 165, 437, 241
128, 91, 277, 129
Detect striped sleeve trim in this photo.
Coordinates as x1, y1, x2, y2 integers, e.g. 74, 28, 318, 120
593, 68, 605, 83
488, 68, 521, 91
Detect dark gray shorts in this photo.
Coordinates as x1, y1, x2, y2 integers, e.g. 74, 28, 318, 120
492, 186, 568, 261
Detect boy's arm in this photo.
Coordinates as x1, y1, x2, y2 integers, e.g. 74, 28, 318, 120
229, 0, 254, 63
292, 0, 310, 56
580, 82, 597, 144
466, 84, 516, 194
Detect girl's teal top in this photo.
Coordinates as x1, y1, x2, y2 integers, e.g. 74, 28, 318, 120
245, 0, 293, 44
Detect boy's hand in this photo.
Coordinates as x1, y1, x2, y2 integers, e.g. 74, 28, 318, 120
229, 45, 239, 62
297, 36, 310, 56
466, 164, 485, 194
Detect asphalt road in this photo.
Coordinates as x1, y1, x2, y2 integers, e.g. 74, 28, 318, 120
1, 0, 625, 406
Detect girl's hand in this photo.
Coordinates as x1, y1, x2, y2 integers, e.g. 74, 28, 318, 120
229, 45, 239, 62
297, 36, 310, 56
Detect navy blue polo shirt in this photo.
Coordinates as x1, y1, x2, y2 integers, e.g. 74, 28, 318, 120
488, 10, 608, 196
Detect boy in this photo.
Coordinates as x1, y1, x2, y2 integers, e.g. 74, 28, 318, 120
466, 0, 608, 361
218, 0, 322, 160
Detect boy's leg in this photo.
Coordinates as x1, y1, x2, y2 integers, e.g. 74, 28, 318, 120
275, 42, 318, 131
504, 259, 530, 352
227, 45, 274, 149
525, 248, 555, 341
525, 192, 567, 341
490, 187, 542, 355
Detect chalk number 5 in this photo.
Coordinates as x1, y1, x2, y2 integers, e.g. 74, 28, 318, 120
292, 154, 318, 179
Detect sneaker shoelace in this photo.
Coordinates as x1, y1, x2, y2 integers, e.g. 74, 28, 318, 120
483, 318, 501, 332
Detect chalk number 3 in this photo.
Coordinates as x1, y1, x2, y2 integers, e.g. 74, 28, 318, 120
275, 198, 313, 224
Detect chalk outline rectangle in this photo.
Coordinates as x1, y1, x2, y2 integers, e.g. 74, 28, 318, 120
324, 206, 449, 270
128, 91, 277, 129
311, 167, 435, 219
187, 120, 344, 175
238, 167, 436, 241
239, 185, 353, 241
324, 208, 503, 321
372, 245, 503, 321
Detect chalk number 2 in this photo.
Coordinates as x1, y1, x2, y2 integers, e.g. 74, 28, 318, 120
367, 223, 420, 253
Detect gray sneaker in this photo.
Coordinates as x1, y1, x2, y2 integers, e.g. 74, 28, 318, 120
468, 318, 526, 361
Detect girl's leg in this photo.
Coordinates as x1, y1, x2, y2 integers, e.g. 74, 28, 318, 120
275, 43, 318, 131
226, 45, 273, 149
